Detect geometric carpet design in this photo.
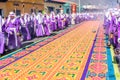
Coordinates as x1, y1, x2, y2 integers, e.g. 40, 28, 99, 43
85, 25, 109, 80
0, 21, 116, 80
85, 24, 116, 80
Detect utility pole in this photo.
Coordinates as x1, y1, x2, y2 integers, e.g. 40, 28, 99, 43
117, 0, 120, 8
79, 0, 80, 13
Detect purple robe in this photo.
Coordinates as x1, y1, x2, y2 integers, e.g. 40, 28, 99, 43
117, 26, 120, 48
50, 17, 57, 31
64, 15, 69, 27
36, 14, 45, 37
20, 17, 31, 41
43, 16, 51, 36
109, 16, 118, 47
75, 15, 80, 24
0, 33, 5, 54
104, 16, 110, 35
30, 14, 37, 38
68, 15, 72, 25
5, 17, 21, 50
0, 16, 5, 54
109, 16, 117, 35
57, 15, 64, 30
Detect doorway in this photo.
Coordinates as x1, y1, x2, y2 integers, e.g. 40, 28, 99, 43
0, 9, 3, 16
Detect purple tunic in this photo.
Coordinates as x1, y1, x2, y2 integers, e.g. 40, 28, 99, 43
43, 16, 51, 36
50, 17, 57, 31
64, 15, 69, 27
0, 16, 5, 54
20, 17, 31, 41
109, 16, 118, 47
117, 26, 120, 48
5, 18, 21, 50
57, 14, 64, 30
0, 33, 5, 54
36, 15, 45, 37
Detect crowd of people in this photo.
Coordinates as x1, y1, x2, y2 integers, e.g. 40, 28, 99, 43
0, 11, 95, 55
104, 8, 120, 63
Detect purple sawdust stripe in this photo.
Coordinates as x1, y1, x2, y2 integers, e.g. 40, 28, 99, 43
80, 24, 100, 80
0, 23, 82, 70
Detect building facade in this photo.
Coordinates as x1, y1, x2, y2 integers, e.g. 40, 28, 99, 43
45, 0, 77, 14
44, 0, 64, 14
0, 0, 44, 17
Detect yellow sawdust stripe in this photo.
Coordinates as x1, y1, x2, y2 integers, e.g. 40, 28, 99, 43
111, 46, 120, 80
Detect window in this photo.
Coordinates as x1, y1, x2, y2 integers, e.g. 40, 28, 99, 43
48, 7, 54, 13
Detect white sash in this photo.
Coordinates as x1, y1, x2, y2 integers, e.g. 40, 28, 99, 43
9, 28, 18, 47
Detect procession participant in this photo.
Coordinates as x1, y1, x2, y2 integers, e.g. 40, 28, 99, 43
50, 12, 57, 31
108, 11, 117, 47
36, 12, 45, 37
43, 13, 51, 36
20, 13, 31, 41
57, 13, 64, 30
0, 16, 5, 54
112, 11, 119, 48
74, 13, 79, 24
114, 15, 120, 63
61, 14, 65, 29
71, 13, 76, 25
116, 16, 120, 49
30, 13, 37, 38
104, 11, 111, 36
79, 13, 82, 23
68, 14, 72, 25
64, 14, 69, 27
78, 13, 81, 23
5, 12, 21, 50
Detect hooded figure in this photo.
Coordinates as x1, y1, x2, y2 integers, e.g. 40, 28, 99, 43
20, 13, 31, 41
68, 14, 72, 25
50, 12, 57, 31
74, 13, 79, 24
64, 14, 69, 27
57, 13, 64, 29
116, 17, 120, 48
104, 11, 111, 35
0, 16, 5, 54
5, 12, 21, 50
112, 12, 119, 48
36, 12, 45, 37
43, 14, 51, 36
71, 13, 75, 25
30, 13, 37, 38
